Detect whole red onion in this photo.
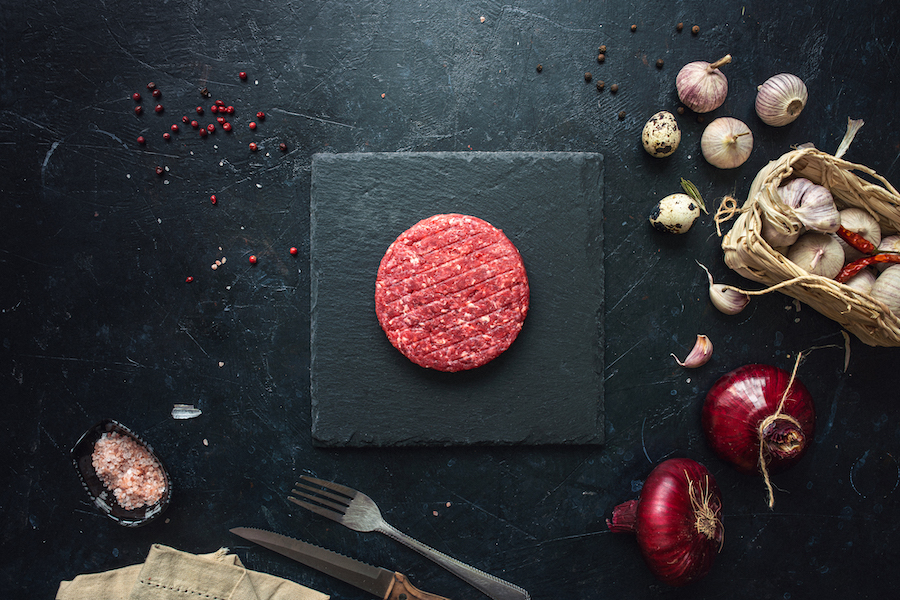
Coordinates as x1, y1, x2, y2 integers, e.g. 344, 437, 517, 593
607, 458, 724, 586
702, 363, 815, 506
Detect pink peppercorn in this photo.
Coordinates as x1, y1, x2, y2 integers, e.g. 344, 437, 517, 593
249, 121, 257, 130
147, 82, 156, 90
210, 105, 218, 114
279, 142, 287, 152
217, 116, 225, 124
249, 142, 258, 151
171, 124, 179, 133
196, 106, 204, 115
163, 132, 171, 141
137, 135, 146, 145
199, 128, 208, 138
215, 99, 224, 107
222, 122, 232, 132
289, 247, 298, 256
155, 104, 163, 113
210, 194, 217, 205
239, 71, 247, 80
248, 255, 258, 265
182, 115, 189, 124
134, 106, 143, 115
132, 92, 141, 102
207, 124, 215, 133
152, 89, 161, 99
191, 120, 199, 128
256, 111, 265, 120
185, 276, 194, 283
155, 166, 164, 176
226, 106, 235, 115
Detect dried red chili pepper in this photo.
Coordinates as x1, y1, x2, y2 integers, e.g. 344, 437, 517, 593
836, 226, 876, 254
836, 254, 900, 283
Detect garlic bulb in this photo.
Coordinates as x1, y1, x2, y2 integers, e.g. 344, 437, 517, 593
701, 117, 753, 169
697, 261, 750, 315
755, 74, 808, 126
676, 54, 732, 113
835, 207, 881, 262
671, 334, 713, 368
876, 235, 900, 271
787, 232, 845, 278
777, 178, 840, 233
870, 265, 900, 314
842, 268, 876, 295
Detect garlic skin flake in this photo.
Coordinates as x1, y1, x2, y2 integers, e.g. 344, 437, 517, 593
672, 334, 713, 368
701, 117, 753, 169
697, 261, 750, 315
755, 73, 808, 126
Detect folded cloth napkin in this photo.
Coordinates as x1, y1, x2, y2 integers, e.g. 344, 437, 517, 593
57, 544, 330, 600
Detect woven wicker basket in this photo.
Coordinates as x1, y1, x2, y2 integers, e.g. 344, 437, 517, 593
720, 121, 900, 347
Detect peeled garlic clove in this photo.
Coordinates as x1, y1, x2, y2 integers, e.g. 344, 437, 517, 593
701, 117, 753, 169
672, 334, 713, 368
676, 55, 732, 113
697, 261, 750, 314
755, 73, 808, 126
649, 193, 700, 234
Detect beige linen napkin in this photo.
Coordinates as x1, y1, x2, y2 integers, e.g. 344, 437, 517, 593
57, 544, 330, 600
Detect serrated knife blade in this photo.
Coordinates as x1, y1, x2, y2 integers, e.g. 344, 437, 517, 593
230, 527, 451, 600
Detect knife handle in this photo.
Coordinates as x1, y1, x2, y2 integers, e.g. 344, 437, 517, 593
385, 572, 451, 600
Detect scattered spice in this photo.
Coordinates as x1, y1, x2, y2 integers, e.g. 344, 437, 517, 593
249, 142, 258, 152
596, 80, 605, 91
162, 132, 171, 141
199, 128, 207, 138
256, 111, 266, 120
200, 87, 210, 98
697, 115, 705, 124
206, 124, 215, 134
132, 93, 141, 102
656, 59, 665, 69
289, 247, 298, 256
249, 121, 257, 130
137, 135, 146, 145
91, 432, 166, 510
630, 24, 637, 32
677, 22, 684, 32
215, 99, 225, 107
239, 71, 247, 80
210, 105, 218, 114
610, 83, 619, 93
134, 106, 143, 115
170, 124, 179, 133
217, 116, 225, 124
155, 166, 164, 176
196, 106, 204, 115
185, 276, 194, 283
692, 25, 700, 35
279, 142, 287, 152
536, 64, 542, 72
147, 82, 156, 90
677, 106, 685, 115
222, 122, 232, 132
599, 44, 607, 53
152, 89, 161, 99
191, 120, 199, 129
210, 194, 217, 205
181, 116, 189, 124
618, 110, 626, 120
584, 72, 592, 82
597, 53, 605, 63
226, 106, 235, 115
154, 104, 163, 113
248, 255, 258, 265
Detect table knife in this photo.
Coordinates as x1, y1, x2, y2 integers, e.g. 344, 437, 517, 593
230, 527, 451, 600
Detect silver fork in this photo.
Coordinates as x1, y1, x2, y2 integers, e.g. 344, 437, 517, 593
289, 475, 530, 600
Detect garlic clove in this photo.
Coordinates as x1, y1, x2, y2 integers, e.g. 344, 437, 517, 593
701, 117, 753, 169
697, 261, 750, 314
755, 73, 808, 127
672, 334, 713, 368
676, 55, 732, 113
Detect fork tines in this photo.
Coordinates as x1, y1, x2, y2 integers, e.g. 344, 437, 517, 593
288, 475, 355, 522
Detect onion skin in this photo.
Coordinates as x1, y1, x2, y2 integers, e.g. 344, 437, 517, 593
607, 458, 724, 587
702, 364, 815, 475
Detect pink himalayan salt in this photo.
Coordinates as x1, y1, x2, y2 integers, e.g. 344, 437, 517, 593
91, 431, 166, 510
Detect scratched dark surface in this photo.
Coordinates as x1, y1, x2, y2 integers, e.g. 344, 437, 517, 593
2, 0, 900, 598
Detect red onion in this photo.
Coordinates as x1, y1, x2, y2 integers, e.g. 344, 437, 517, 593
702, 362, 815, 507
607, 458, 724, 586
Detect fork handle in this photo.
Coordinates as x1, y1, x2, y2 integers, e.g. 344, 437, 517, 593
379, 524, 530, 600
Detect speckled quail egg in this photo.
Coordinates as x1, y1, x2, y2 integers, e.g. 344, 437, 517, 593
649, 193, 700, 234
642, 111, 681, 158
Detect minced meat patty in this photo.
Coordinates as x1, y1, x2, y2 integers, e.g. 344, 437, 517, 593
375, 214, 529, 372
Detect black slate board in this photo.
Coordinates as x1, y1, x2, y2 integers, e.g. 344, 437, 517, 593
310, 151, 604, 446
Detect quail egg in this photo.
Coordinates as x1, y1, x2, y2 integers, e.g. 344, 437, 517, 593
649, 193, 700, 234
642, 111, 681, 158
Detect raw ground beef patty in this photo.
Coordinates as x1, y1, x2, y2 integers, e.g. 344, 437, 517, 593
375, 214, 530, 372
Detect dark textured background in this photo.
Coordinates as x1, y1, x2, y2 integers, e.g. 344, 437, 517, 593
2, 0, 900, 598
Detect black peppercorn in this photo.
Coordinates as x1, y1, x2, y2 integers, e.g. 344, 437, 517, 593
692, 25, 700, 35
599, 44, 607, 54
677, 106, 685, 115
618, 111, 626, 120
584, 72, 592, 82
610, 83, 619, 93
597, 53, 605, 63
596, 80, 604, 91
536, 64, 542, 72
630, 24, 637, 32
656, 59, 664, 69
677, 22, 684, 32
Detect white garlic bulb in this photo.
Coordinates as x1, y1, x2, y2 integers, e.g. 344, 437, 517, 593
701, 117, 753, 169
755, 73, 808, 126
876, 235, 900, 271
787, 232, 845, 278
835, 207, 881, 262
842, 268, 876, 295
676, 55, 732, 113
778, 178, 840, 233
870, 265, 900, 315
